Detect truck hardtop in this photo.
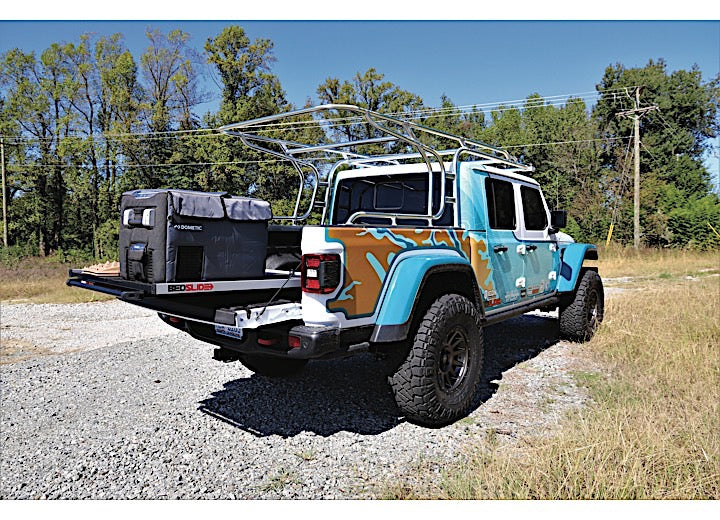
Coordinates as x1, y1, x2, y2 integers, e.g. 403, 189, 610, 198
68, 104, 604, 426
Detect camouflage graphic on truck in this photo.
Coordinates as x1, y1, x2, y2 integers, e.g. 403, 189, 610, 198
325, 227, 494, 318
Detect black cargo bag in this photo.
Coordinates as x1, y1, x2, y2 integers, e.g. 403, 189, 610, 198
119, 189, 272, 283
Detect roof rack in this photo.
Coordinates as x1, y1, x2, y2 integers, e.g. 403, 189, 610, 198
218, 104, 533, 225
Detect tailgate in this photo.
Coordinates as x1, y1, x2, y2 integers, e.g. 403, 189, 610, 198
67, 269, 301, 326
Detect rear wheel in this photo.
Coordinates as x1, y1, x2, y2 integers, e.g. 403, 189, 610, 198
240, 354, 307, 377
559, 269, 604, 342
389, 294, 484, 427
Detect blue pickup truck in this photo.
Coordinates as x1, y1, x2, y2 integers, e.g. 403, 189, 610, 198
68, 105, 604, 426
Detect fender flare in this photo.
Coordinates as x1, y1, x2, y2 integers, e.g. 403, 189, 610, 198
557, 243, 598, 293
370, 253, 481, 343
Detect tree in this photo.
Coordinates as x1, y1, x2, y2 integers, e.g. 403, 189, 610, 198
94, 34, 142, 218
420, 94, 486, 143
138, 28, 206, 189
203, 25, 304, 204
3, 28, 718, 255
317, 68, 424, 154
1, 45, 76, 254
593, 59, 720, 246
473, 95, 607, 242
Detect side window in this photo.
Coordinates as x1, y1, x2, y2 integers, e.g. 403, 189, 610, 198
520, 186, 548, 231
485, 178, 516, 230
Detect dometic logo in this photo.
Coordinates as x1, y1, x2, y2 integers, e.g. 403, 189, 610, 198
168, 283, 214, 292
172, 224, 203, 231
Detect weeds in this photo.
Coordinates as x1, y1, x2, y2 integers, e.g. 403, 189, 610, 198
0, 256, 111, 303
597, 246, 719, 279
260, 468, 298, 493
294, 449, 317, 462
389, 275, 720, 499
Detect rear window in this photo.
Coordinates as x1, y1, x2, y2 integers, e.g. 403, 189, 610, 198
485, 178, 516, 230
332, 172, 453, 226
521, 186, 547, 231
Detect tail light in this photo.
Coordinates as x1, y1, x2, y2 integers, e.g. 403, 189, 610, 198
301, 253, 341, 294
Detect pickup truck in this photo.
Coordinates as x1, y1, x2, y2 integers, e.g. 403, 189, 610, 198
68, 104, 604, 426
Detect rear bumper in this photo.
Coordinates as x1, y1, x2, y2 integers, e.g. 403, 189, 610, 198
286, 324, 373, 359
172, 316, 372, 360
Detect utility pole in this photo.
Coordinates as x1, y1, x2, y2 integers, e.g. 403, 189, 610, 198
1, 136, 7, 248
617, 87, 658, 249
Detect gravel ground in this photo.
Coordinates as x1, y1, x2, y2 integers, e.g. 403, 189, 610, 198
1, 301, 598, 499
1, 301, 173, 362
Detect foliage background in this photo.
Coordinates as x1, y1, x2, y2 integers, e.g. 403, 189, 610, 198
1, 25, 718, 261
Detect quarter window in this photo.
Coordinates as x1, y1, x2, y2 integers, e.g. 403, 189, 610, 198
520, 186, 548, 231
485, 178, 516, 230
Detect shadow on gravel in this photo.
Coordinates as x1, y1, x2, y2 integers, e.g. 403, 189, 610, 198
198, 313, 560, 437
476, 313, 561, 406
198, 353, 403, 437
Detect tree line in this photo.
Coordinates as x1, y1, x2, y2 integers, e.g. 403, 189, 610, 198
1, 24, 718, 259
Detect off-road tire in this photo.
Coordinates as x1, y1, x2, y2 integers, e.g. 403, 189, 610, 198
389, 294, 484, 427
240, 354, 308, 377
559, 269, 604, 342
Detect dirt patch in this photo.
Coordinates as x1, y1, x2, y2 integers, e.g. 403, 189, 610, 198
1, 338, 56, 364
0, 300, 182, 362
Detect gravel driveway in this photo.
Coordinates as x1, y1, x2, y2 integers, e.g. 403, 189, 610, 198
1, 300, 595, 499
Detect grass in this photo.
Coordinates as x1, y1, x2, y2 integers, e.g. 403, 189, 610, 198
597, 245, 719, 279
294, 449, 317, 462
259, 468, 298, 493
0, 256, 112, 304
386, 259, 720, 499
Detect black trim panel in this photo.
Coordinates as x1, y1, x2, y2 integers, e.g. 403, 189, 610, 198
191, 321, 374, 360
484, 294, 560, 326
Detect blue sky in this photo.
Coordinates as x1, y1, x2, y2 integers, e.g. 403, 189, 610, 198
1, 20, 719, 184
1, 21, 718, 112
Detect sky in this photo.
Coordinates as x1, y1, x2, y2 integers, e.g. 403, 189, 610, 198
1, 20, 719, 183
1, 21, 718, 112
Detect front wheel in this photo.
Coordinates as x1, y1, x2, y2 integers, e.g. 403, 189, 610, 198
389, 294, 484, 427
240, 354, 308, 377
559, 269, 604, 342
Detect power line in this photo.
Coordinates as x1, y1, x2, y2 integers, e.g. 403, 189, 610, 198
4, 136, 632, 169
1, 130, 225, 144
5, 158, 305, 169
640, 141, 662, 164
0, 98, 604, 143
226, 85, 637, 131
650, 110, 691, 152
1, 86, 634, 143
223, 91, 623, 133
504, 136, 631, 149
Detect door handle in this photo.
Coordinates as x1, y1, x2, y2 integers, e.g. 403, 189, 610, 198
527, 245, 538, 252
493, 245, 508, 253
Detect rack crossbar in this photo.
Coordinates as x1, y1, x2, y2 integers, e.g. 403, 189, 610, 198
218, 104, 533, 224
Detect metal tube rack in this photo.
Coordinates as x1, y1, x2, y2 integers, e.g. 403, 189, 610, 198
218, 104, 533, 225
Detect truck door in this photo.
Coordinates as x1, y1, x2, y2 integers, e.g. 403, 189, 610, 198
516, 183, 558, 297
484, 176, 527, 307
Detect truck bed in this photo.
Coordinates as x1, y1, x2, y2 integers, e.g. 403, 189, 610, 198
67, 223, 305, 325
67, 269, 301, 326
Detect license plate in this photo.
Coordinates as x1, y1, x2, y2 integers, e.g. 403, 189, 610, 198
214, 324, 245, 341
